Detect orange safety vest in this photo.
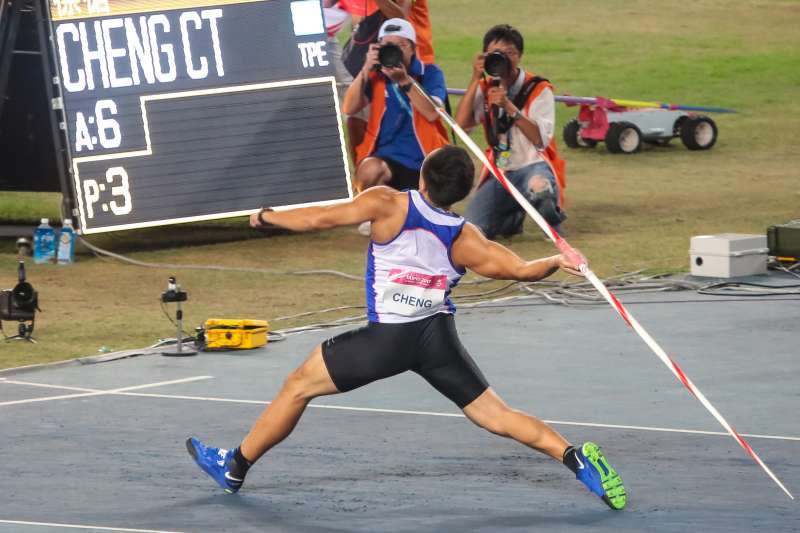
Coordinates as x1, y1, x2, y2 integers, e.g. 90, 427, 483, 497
478, 72, 567, 207
408, 0, 434, 64
355, 71, 449, 166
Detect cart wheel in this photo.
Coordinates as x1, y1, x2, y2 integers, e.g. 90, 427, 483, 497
605, 122, 642, 154
680, 116, 717, 150
563, 119, 597, 149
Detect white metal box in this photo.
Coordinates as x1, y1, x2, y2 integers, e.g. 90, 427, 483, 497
690, 233, 768, 278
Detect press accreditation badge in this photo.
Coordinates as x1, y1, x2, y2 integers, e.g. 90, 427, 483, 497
383, 269, 447, 317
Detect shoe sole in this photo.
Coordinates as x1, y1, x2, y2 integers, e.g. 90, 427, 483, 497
581, 442, 627, 510
185, 438, 236, 494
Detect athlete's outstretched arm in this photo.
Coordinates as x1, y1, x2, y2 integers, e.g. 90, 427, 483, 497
451, 223, 584, 281
250, 187, 398, 232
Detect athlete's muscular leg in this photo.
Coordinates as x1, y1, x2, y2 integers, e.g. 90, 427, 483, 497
239, 345, 338, 462
462, 388, 570, 461
354, 157, 392, 192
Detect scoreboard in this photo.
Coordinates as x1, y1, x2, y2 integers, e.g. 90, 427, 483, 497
46, 0, 351, 233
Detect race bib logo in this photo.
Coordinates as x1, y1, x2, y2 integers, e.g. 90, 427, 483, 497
383, 269, 447, 317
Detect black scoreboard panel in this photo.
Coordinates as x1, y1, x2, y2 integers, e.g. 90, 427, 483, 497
48, 0, 351, 233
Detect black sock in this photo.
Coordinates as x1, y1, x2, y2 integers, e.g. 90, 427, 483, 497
562, 446, 580, 475
228, 446, 253, 481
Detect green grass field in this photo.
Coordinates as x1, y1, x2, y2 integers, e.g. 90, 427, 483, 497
1, 0, 798, 368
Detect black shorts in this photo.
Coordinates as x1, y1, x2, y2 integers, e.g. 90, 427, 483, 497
381, 157, 421, 191
321, 313, 489, 409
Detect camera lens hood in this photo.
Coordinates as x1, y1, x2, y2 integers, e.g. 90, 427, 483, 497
484, 51, 511, 78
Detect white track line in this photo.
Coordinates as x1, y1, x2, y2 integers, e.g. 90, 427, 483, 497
3, 380, 100, 393
0, 376, 212, 407
114, 391, 800, 443
0, 519, 187, 532
542, 419, 800, 442
3, 378, 798, 442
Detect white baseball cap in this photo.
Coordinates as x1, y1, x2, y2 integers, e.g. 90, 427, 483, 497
378, 18, 416, 43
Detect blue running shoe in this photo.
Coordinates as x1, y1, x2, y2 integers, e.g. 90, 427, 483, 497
185, 437, 243, 493
575, 442, 627, 510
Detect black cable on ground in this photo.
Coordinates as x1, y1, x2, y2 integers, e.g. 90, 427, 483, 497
78, 236, 493, 285
81, 236, 800, 340
697, 281, 800, 297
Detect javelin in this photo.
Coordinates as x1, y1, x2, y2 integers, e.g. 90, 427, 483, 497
412, 79, 793, 500
445, 88, 736, 113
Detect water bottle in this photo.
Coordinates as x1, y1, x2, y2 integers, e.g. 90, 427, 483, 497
57, 218, 76, 265
33, 218, 56, 264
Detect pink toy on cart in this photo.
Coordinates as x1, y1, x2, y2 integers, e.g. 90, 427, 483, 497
559, 95, 735, 154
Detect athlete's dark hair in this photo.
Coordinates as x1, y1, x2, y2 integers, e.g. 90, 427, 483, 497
482, 24, 524, 54
421, 146, 475, 207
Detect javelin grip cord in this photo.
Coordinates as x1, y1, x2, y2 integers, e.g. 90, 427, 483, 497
409, 79, 793, 500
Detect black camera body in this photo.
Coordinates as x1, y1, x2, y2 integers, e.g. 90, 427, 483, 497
1, 262, 38, 322
377, 42, 404, 69
0, 287, 36, 321
484, 51, 512, 79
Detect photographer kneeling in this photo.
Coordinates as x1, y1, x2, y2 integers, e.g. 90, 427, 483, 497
342, 18, 449, 203
455, 24, 567, 239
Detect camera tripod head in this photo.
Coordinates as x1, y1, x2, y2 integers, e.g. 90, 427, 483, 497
162, 276, 187, 303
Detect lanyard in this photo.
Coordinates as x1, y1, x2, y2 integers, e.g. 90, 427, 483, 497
389, 81, 414, 118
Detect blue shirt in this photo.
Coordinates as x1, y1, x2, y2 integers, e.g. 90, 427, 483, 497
366, 57, 447, 170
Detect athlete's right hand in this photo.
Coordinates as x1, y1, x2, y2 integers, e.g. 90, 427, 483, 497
557, 251, 587, 277
471, 53, 486, 81
363, 44, 381, 76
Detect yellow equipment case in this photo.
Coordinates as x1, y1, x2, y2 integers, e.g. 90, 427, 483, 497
201, 319, 269, 350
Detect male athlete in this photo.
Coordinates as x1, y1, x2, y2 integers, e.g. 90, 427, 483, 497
186, 146, 627, 510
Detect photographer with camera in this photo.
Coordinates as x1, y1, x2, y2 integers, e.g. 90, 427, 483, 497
339, 1, 436, 163
342, 18, 449, 220
455, 24, 568, 239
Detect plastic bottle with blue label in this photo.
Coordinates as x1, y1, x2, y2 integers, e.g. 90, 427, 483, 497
33, 218, 56, 264
57, 218, 76, 265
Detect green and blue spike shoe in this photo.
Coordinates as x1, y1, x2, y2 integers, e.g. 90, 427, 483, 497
575, 441, 627, 510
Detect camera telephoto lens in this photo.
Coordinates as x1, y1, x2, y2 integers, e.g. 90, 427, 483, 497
484, 51, 511, 78
378, 43, 404, 68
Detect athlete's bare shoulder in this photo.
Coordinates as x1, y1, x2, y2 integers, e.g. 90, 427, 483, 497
451, 222, 486, 267
453, 222, 484, 247
360, 186, 409, 241
354, 186, 408, 216
357, 185, 406, 203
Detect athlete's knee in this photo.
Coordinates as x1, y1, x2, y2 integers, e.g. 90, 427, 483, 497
480, 416, 510, 437
355, 158, 390, 191
464, 390, 515, 437
483, 405, 524, 437
282, 366, 315, 402
283, 346, 338, 402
